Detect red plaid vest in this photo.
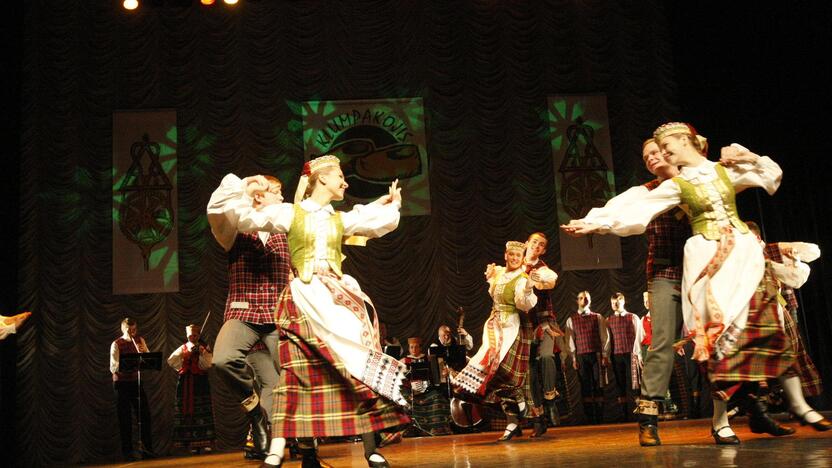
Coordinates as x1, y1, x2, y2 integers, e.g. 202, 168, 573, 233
643, 179, 689, 283
607, 312, 636, 355
224, 232, 291, 324
524, 259, 555, 327
112, 336, 144, 382
641, 315, 652, 346
572, 312, 602, 354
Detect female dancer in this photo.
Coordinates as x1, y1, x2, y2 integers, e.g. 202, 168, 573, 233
451, 241, 542, 441
563, 122, 785, 443
218, 155, 409, 467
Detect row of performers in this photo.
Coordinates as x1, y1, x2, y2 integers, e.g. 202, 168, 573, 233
110, 122, 831, 467
395, 288, 714, 438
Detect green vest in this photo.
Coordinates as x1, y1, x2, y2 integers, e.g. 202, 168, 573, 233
673, 164, 748, 241
286, 204, 344, 283
492, 271, 527, 321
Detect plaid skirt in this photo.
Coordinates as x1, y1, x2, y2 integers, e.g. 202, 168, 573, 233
172, 373, 215, 447
457, 316, 535, 415
270, 289, 410, 438
709, 267, 795, 398
782, 308, 823, 396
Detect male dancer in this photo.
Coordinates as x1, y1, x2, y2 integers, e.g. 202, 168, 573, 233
521, 233, 560, 437
207, 174, 291, 460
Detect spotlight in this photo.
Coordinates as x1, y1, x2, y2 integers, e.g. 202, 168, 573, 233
200, 0, 215, 5
123, 0, 139, 10
224, 0, 239, 5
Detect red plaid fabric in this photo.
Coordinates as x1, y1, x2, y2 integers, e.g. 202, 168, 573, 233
223, 232, 291, 324
708, 266, 795, 387
641, 315, 652, 346
524, 260, 555, 330
572, 312, 602, 354
763, 243, 799, 311
270, 289, 410, 438
643, 179, 690, 284
782, 292, 824, 396
607, 313, 637, 355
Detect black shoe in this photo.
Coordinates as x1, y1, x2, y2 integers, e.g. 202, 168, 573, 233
366, 452, 390, 468
637, 399, 661, 446
746, 399, 795, 436
247, 407, 271, 455
711, 426, 740, 445
497, 425, 522, 442
529, 419, 548, 439
792, 410, 832, 432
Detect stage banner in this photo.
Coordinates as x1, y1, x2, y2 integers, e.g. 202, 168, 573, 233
112, 109, 180, 294
301, 97, 430, 216
547, 95, 622, 271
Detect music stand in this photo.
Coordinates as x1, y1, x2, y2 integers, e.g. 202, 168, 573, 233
405, 360, 435, 437
119, 352, 162, 455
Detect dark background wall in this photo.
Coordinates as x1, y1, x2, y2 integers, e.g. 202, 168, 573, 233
1, 1, 830, 465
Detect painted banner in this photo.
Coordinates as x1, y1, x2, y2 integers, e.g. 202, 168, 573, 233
301, 98, 430, 216
547, 95, 622, 271
112, 109, 179, 294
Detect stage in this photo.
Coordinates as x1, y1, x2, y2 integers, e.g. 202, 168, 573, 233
90, 416, 832, 467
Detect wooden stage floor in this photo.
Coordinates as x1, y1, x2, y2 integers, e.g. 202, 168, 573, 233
91, 417, 832, 467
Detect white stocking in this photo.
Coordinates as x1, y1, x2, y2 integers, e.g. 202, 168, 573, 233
712, 400, 735, 437
779, 375, 822, 423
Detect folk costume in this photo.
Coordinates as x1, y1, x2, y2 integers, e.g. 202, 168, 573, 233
452, 241, 538, 441
167, 326, 215, 451
607, 305, 639, 420
522, 257, 561, 435
403, 337, 452, 436
230, 156, 410, 465
577, 122, 787, 442
109, 332, 153, 459
563, 302, 610, 424
207, 175, 292, 459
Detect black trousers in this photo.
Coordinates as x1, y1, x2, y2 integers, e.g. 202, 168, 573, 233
114, 380, 153, 455
611, 353, 632, 399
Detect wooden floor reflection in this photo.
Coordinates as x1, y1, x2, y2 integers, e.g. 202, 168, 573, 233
93, 416, 832, 467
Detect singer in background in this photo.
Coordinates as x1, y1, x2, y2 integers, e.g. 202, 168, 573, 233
109, 317, 154, 461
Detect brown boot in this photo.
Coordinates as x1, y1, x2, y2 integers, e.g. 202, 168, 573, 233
637, 399, 661, 446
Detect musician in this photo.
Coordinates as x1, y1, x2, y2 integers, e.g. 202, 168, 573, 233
109, 317, 154, 461
380, 322, 403, 360
167, 324, 215, 453
431, 324, 473, 352
563, 291, 610, 424
404, 337, 452, 436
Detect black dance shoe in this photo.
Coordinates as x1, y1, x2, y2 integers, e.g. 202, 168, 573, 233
793, 410, 832, 431
711, 426, 740, 445
529, 419, 548, 439
497, 425, 522, 442
365, 452, 390, 468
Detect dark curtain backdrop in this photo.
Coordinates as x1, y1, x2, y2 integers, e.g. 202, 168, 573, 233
9, 1, 830, 465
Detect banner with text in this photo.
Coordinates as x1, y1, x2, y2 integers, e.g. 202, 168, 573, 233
301, 97, 430, 216
548, 95, 622, 271
112, 109, 180, 294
